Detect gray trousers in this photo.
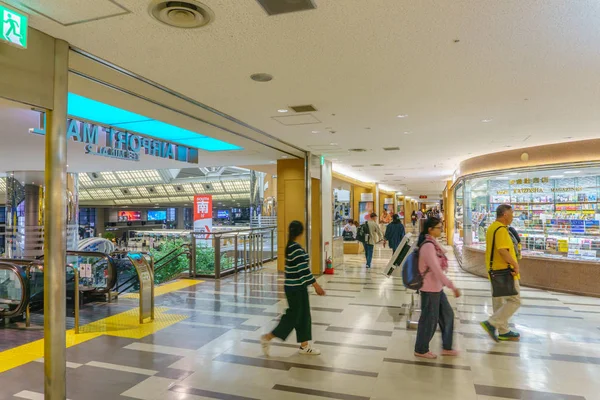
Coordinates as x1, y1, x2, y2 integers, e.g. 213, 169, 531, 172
489, 280, 521, 334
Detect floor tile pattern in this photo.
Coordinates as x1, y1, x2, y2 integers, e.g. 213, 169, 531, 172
1, 243, 600, 399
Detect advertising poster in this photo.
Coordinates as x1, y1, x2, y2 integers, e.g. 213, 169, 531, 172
359, 201, 374, 224
194, 194, 213, 236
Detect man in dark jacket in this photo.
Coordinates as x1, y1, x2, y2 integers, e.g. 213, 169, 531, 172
384, 214, 406, 253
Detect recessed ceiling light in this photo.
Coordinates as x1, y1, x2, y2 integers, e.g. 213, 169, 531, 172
396, 114, 408, 118
494, 176, 509, 180
250, 73, 273, 82
564, 170, 581, 174
281, 155, 289, 158
330, 142, 338, 146
403, 131, 411, 135
311, 130, 319, 134
550, 175, 564, 178
268, 160, 276, 164
277, 109, 288, 113
508, 172, 518, 176
481, 119, 493, 123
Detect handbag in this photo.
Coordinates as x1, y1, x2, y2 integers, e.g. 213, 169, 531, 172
489, 226, 519, 297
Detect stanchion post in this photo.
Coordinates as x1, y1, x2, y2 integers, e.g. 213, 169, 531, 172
215, 235, 221, 279
74, 268, 79, 334
190, 234, 197, 277
270, 229, 274, 261
44, 39, 69, 400
234, 235, 238, 274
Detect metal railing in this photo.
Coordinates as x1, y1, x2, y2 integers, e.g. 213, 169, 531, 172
189, 226, 277, 278
0, 262, 30, 322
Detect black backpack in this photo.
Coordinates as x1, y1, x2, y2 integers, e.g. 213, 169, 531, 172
356, 222, 370, 243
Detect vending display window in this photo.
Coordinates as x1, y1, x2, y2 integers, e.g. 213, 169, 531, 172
454, 165, 600, 262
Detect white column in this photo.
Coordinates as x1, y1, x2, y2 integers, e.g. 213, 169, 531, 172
321, 160, 333, 268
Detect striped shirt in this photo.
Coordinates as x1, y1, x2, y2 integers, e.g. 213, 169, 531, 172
285, 242, 316, 292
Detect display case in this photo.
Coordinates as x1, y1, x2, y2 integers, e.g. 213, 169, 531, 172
455, 168, 600, 262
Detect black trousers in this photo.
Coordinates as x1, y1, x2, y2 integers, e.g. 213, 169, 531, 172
414, 291, 454, 353
272, 288, 312, 343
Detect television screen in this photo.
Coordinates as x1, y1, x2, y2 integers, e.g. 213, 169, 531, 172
148, 210, 167, 221
217, 210, 230, 219
118, 210, 141, 222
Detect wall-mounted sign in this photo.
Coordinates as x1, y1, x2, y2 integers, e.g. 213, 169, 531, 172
384, 198, 394, 204
1, 5, 28, 49
361, 193, 374, 202
419, 195, 428, 199
510, 177, 549, 185
194, 195, 213, 236
31, 118, 198, 164
497, 186, 584, 195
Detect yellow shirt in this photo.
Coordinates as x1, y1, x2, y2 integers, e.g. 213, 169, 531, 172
485, 220, 519, 279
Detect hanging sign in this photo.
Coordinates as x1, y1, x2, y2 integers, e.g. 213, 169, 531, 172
419, 195, 428, 199
194, 195, 213, 236
0, 5, 28, 49
384, 198, 394, 204
361, 193, 374, 202
31, 118, 197, 163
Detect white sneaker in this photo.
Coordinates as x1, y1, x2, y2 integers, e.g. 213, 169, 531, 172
299, 345, 321, 355
261, 335, 271, 357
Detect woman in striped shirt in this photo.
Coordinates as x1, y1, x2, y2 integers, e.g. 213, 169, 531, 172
261, 221, 326, 356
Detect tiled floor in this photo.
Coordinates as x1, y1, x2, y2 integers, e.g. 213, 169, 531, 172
2, 243, 600, 399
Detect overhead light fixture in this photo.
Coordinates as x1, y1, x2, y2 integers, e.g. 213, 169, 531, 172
278, 109, 289, 113
268, 160, 276, 164
403, 131, 411, 135
508, 172, 518, 176
281, 155, 289, 159
250, 73, 273, 82
481, 119, 493, 123
330, 142, 338, 146
494, 176, 509, 180
311, 130, 319, 134
564, 170, 581, 174
549, 175, 564, 178
396, 114, 408, 118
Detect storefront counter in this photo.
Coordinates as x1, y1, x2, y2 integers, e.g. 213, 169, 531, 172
460, 245, 600, 297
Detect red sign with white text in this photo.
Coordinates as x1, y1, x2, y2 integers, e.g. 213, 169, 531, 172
419, 195, 428, 199
193, 195, 213, 235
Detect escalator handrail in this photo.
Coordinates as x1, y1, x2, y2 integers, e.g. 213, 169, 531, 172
0, 262, 30, 319
116, 247, 190, 294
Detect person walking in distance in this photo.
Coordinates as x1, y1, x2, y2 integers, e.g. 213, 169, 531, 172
261, 221, 326, 355
480, 204, 522, 342
411, 211, 418, 227
414, 217, 461, 359
365, 212, 383, 269
384, 214, 406, 253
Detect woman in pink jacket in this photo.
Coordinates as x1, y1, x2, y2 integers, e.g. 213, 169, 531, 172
414, 217, 461, 359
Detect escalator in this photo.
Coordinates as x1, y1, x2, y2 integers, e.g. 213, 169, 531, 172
115, 244, 191, 295
0, 246, 190, 322
0, 262, 30, 321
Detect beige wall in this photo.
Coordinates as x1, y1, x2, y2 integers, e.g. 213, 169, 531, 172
277, 159, 305, 271
0, 28, 55, 109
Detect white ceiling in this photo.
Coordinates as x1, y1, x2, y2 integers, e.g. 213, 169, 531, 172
6, 0, 600, 196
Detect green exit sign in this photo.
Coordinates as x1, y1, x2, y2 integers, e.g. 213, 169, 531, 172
0, 4, 27, 49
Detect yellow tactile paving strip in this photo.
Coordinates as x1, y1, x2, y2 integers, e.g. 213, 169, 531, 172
0, 279, 204, 373
121, 279, 204, 299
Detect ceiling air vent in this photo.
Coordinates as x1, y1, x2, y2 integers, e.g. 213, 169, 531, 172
255, 0, 316, 16
120, 188, 130, 195
290, 105, 317, 113
88, 172, 102, 181
385, 173, 394, 176
351, 165, 364, 168
371, 164, 384, 167
174, 185, 184, 192
383, 147, 400, 151
149, 0, 214, 29
147, 187, 157, 194
348, 148, 367, 153
204, 183, 214, 191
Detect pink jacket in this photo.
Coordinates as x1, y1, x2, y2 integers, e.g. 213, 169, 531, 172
419, 242, 455, 292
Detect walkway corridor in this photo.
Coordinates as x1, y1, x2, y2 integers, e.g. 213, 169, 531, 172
2, 245, 600, 400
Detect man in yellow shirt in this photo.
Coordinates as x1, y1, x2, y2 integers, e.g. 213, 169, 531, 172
480, 204, 521, 342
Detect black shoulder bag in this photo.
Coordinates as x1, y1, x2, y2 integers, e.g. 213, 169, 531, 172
489, 226, 519, 297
